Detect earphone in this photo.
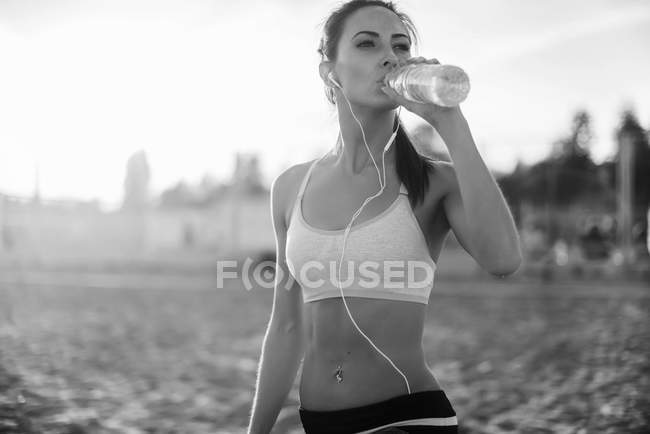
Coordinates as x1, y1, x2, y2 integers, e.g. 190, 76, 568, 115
324, 70, 411, 394
327, 71, 342, 89
327, 71, 398, 187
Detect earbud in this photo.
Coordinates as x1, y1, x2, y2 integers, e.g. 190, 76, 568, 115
328, 72, 342, 89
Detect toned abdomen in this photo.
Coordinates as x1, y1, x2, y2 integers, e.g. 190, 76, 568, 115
299, 296, 443, 411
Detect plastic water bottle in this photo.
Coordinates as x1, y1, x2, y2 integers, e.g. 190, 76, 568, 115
386, 63, 470, 107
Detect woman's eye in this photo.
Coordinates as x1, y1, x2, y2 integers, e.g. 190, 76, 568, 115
357, 41, 410, 51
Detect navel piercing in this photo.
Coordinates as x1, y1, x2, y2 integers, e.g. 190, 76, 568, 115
334, 365, 343, 383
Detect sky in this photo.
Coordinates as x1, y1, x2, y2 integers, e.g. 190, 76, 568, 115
1, 0, 649, 210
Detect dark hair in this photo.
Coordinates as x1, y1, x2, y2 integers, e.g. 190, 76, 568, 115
317, 0, 436, 207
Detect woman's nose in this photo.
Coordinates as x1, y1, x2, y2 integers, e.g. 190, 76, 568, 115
382, 52, 399, 69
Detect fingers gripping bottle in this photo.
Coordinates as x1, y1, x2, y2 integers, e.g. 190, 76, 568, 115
327, 71, 413, 394
386, 63, 470, 107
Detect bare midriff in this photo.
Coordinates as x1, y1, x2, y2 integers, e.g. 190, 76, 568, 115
298, 295, 443, 412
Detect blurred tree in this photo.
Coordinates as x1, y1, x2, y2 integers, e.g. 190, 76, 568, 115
159, 180, 196, 208
197, 174, 227, 206
157, 153, 269, 209
499, 109, 609, 208
612, 108, 650, 258
122, 150, 151, 211
232, 152, 267, 196
496, 160, 526, 224
548, 110, 601, 206
552, 110, 592, 158
199, 174, 219, 194
599, 111, 650, 213
614, 109, 650, 213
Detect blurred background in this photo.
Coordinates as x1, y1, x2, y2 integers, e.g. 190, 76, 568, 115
0, 0, 648, 433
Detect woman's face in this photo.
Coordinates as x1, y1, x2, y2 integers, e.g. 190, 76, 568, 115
332, 6, 412, 109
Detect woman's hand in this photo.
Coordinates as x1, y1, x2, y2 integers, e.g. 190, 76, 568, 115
381, 56, 464, 128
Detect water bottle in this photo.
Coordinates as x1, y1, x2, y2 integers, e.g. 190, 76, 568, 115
386, 63, 470, 107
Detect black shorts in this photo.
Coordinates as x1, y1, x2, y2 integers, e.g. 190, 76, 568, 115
298, 389, 458, 433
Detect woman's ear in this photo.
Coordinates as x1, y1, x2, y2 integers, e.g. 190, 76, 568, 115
319, 61, 334, 87
319, 61, 338, 104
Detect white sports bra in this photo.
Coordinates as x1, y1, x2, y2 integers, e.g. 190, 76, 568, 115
285, 158, 438, 304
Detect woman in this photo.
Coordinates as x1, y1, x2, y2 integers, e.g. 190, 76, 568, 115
247, 1, 522, 433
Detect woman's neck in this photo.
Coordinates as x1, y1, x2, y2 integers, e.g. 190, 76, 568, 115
334, 103, 398, 175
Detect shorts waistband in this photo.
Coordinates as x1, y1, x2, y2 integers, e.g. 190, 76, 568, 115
299, 389, 457, 434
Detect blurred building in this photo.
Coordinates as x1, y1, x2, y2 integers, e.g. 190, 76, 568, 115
0, 152, 274, 265
121, 149, 151, 212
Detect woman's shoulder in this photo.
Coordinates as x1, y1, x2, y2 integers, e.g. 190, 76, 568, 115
271, 158, 319, 196
270, 158, 321, 228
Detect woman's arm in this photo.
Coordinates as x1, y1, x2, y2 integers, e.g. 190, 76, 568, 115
429, 109, 522, 276
381, 57, 521, 276
247, 168, 306, 434
247, 316, 304, 434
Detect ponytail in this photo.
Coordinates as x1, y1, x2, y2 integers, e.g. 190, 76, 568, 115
395, 121, 437, 208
